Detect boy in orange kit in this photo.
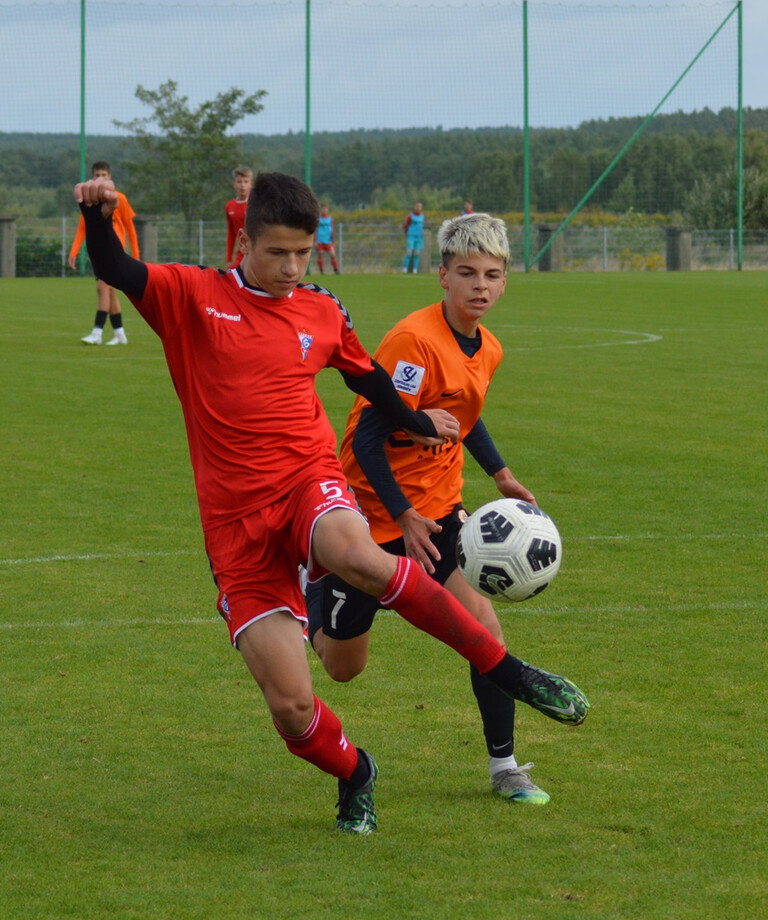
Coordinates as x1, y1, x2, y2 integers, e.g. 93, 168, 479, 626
69, 160, 139, 345
308, 213, 566, 804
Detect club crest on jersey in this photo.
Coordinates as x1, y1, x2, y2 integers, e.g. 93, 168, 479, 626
297, 328, 314, 361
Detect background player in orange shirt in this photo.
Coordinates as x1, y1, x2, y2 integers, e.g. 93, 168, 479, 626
225, 166, 253, 268
308, 212, 556, 804
74, 173, 587, 835
68, 161, 139, 345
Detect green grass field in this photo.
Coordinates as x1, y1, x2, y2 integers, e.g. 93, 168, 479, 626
1, 272, 766, 919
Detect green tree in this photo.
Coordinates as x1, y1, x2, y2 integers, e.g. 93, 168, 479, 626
114, 81, 267, 220
685, 165, 768, 230
467, 150, 521, 212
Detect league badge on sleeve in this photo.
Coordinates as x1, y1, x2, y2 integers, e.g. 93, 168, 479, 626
392, 360, 425, 395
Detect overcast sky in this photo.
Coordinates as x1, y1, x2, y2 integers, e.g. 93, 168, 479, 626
1, 0, 764, 135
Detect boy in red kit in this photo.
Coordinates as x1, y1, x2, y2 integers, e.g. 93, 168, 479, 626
74, 172, 589, 835
225, 166, 253, 268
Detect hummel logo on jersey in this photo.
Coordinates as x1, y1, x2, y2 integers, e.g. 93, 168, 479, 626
298, 328, 314, 360
206, 306, 241, 322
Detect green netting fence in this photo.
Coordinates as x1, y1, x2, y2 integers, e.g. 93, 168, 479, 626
0, 0, 745, 274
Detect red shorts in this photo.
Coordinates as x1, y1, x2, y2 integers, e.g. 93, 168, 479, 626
205, 476, 363, 646
316, 242, 335, 252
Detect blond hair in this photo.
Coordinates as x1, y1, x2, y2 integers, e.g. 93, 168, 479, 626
437, 213, 510, 267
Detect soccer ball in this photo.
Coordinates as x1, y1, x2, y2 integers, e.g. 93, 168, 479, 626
456, 498, 562, 602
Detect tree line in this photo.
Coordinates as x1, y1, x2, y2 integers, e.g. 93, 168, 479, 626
2, 97, 767, 229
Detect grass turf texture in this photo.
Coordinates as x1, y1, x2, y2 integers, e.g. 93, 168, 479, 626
1, 272, 766, 919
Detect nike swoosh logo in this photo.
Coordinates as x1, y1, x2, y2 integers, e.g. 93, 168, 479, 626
540, 701, 577, 717
441, 389, 462, 398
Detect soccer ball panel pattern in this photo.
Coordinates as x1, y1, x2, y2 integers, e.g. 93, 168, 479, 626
456, 499, 562, 602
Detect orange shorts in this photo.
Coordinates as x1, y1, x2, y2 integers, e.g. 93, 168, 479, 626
205, 476, 363, 646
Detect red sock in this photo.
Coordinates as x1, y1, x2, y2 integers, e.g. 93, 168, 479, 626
379, 557, 507, 674
274, 696, 358, 779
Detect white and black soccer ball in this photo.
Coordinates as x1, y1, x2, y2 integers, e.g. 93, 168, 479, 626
456, 498, 562, 602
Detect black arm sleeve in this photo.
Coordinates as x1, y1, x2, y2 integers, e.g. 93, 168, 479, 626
463, 417, 507, 477
352, 408, 412, 522
81, 202, 148, 300
340, 360, 437, 438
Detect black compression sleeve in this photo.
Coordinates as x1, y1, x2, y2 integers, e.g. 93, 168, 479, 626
81, 202, 147, 299
352, 408, 412, 521
463, 417, 506, 477
341, 360, 437, 438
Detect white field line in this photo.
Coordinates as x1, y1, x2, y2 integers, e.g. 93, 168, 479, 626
0, 599, 765, 633
567, 532, 768, 542
490, 327, 663, 350
0, 549, 199, 566
0, 616, 220, 631
2, 531, 763, 569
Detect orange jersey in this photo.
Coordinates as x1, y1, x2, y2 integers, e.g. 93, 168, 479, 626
69, 190, 139, 261
340, 301, 503, 542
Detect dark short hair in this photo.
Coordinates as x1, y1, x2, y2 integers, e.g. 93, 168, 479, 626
91, 160, 110, 174
245, 172, 320, 239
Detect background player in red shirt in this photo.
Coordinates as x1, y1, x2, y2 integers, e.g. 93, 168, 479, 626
68, 160, 139, 345
225, 166, 253, 268
308, 213, 556, 805
74, 172, 588, 835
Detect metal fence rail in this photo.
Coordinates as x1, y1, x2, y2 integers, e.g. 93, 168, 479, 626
11, 219, 768, 277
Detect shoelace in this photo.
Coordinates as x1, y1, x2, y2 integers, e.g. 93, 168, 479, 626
495, 763, 537, 789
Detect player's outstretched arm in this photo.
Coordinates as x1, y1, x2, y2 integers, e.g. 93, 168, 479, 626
74, 179, 147, 299
341, 360, 458, 442
464, 418, 537, 505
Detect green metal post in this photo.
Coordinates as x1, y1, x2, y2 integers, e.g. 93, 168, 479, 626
305, 0, 311, 186
78, 0, 87, 273
531, 2, 739, 270
737, 0, 743, 270
522, 0, 530, 272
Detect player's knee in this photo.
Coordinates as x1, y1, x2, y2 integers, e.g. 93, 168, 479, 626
324, 656, 366, 683
333, 542, 391, 596
269, 695, 315, 736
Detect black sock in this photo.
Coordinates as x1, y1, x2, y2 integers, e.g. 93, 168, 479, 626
94, 310, 108, 329
484, 654, 524, 697
471, 665, 515, 759
110, 314, 123, 330
348, 748, 372, 788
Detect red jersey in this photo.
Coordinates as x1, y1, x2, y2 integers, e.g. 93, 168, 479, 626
225, 198, 248, 264
340, 301, 503, 542
130, 265, 374, 530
